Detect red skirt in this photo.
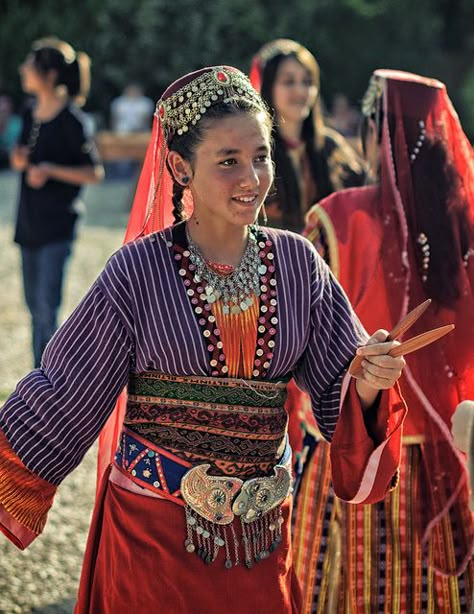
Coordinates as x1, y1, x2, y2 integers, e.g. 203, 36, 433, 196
75, 467, 302, 613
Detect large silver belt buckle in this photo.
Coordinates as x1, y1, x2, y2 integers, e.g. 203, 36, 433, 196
180, 463, 292, 525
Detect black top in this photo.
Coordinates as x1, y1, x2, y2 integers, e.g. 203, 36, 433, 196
14, 105, 99, 247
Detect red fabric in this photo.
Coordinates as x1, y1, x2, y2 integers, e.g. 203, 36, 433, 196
330, 380, 406, 504
305, 69, 474, 571
0, 428, 56, 547
76, 469, 302, 613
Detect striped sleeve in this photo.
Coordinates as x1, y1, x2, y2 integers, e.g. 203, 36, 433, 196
293, 248, 368, 441
0, 265, 134, 487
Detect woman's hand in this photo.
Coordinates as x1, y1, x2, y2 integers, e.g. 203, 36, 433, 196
10, 145, 29, 171
26, 163, 49, 189
354, 329, 406, 410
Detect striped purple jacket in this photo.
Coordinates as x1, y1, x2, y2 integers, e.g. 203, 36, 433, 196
0, 226, 367, 485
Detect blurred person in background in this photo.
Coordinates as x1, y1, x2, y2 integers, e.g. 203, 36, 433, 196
250, 38, 365, 233
300, 70, 474, 613
327, 92, 362, 138
452, 401, 474, 512
10, 37, 104, 368
0, 94, 21, 169
109, 83, 154, 179
110, 83, 154, 134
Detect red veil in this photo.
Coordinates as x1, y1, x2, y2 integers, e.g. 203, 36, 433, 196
318, 70, 474, 574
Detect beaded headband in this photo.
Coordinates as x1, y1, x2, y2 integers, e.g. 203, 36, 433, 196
156, 67, 264, 139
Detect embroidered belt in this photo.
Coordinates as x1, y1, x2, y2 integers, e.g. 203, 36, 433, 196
114, 427, 293, 569
124, 372, 290, 479
127, 371, 289, 408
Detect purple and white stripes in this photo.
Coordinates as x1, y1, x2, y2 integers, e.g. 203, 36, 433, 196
0, 226, 367, 485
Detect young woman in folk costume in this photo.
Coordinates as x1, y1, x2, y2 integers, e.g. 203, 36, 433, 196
299, 70, 474, 613
10, 38, 104, 369
0, 66, 408, 613
249, 38, 365, 234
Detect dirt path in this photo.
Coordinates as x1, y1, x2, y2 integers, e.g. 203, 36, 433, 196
0, 171, 131, 613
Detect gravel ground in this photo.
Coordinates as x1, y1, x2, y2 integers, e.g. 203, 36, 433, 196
0, 170, 132, 614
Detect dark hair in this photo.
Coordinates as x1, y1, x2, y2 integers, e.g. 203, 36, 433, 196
259, 51, 333, 227
410, 135, 472, 308
166, 99, 272, 224
362, 110, 473, 308
30, 38, 90, 106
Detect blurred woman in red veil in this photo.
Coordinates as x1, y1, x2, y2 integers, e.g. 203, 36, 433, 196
300, 70, 474, 613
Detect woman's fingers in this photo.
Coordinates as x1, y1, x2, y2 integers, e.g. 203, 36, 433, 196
362, 354, 406, 377
360, 369, 394, 389
361, 359, 401, 378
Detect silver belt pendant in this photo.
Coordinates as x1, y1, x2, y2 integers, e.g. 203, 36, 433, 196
180, 460, 293, 569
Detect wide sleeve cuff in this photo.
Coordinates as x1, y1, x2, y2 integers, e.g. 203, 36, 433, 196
329, 378, 406, 504
0, 429, 56, 549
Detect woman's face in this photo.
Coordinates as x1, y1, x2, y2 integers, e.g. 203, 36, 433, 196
19, 54, 51, 95
272, 57, 318, 125
172, 111, 273, 229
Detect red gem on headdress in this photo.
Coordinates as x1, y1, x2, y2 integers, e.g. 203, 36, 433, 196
159, 104, 165, 119
216, 70, 231, 84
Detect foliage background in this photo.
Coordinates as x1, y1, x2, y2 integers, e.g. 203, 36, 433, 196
0, 0, 473, 132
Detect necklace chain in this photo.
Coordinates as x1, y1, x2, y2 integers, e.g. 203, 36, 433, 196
185, 225, 267, 316
27, 118, 42, 153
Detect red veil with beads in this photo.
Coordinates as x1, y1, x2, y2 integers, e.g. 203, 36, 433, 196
308, 70, 474, 574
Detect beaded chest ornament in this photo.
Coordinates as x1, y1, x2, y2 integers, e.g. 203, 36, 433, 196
185, 224, 267, 316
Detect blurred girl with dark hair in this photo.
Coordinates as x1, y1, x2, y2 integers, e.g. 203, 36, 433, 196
250, 39, 365, 232
11, 37, 104, 368
300, 70, 474, 612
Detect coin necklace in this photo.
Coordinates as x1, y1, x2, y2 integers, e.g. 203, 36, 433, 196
185, 224, 267, 316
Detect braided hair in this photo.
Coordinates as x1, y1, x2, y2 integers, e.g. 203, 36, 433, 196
171, 181, 185, 223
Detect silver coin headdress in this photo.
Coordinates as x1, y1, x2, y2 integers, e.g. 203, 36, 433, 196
157, 67, 264, 140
